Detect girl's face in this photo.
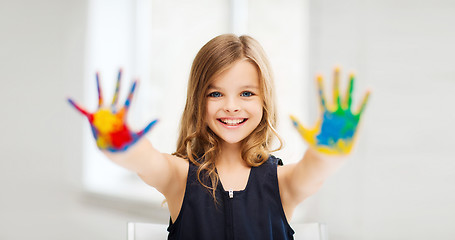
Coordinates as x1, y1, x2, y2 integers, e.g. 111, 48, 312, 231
205, 60, 263, 146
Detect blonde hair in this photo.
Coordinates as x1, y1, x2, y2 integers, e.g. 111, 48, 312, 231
173, 34, 282, 201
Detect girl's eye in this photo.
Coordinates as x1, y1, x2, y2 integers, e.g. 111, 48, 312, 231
208, 92, 222, 98
241, 91, 254, 97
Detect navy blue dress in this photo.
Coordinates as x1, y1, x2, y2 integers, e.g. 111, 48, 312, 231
167, 155, 295, 240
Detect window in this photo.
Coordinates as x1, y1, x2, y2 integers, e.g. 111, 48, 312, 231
83, 0, 309, 204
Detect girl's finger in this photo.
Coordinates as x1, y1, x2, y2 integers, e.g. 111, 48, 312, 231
136, 119, 159, 138
111, 69, 122, 107
67, 98, 92, 119
333, 67, 341, 109
289, 115, 309, 137
344, 73, 355, 110
356, 90, 371, 116
123, 80, 138, 113
316, 75, 328, 111
96, 72, 104, 108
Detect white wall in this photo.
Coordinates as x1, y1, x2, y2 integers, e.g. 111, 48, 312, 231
0, 1, 166, 239
1, 0, 454, 239
301, 0, 455, 239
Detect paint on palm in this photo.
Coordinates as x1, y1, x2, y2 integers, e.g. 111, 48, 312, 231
290, 67, 370, 155
67, 69, 158, 152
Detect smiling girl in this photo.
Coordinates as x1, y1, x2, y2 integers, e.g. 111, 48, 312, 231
68, 34, 369, 240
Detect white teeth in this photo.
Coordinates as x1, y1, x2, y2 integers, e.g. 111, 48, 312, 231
220, 119, 245, 125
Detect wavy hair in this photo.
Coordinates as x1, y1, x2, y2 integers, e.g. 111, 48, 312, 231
173, 34, 282, 202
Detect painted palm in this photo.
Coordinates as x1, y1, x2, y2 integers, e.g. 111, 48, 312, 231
67, 70, 158, 152
290, 67, 370, 155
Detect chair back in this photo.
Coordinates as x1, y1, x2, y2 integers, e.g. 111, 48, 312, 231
127, 222, 328, 240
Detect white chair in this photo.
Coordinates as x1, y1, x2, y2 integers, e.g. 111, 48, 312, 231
127, 222, 168, 240
293, 223, 328, 240
127, 222, 328, 240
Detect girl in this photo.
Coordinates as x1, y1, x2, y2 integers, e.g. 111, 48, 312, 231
68, 34, 370, 240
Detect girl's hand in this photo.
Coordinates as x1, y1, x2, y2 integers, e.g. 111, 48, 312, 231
67, 70, 158, 152
290, 67, 370, 155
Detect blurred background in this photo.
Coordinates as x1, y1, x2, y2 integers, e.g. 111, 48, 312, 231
0, 0, 454, 239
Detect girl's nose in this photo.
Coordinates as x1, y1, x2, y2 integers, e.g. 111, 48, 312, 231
224, 97, 240, 112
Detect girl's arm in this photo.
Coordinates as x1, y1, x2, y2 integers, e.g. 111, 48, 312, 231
279, 148, 347, 205
68, 70, 187, 197
280, 68, 370, 206
102, 139, 187, 197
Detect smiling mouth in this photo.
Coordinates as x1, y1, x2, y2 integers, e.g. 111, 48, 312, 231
217, 118, 247, 126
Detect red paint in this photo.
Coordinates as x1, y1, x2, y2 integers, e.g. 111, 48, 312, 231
110, 125, 133, 148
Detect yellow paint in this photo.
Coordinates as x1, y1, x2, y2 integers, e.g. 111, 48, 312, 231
93, 109, 123, 134
290, 114, 354, 155
96, 137, 109, 149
